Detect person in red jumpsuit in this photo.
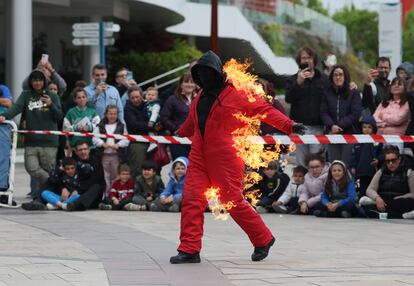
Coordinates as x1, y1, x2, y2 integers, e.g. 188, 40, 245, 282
170, 51, 306, 264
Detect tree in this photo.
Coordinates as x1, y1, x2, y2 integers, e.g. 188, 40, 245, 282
403, 8, 414, 64
333, 6, 378, 66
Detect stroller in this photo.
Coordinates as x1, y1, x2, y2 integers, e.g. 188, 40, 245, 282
0, 120, 18, 208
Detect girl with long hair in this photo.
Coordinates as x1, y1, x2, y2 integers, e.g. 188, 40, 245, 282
314, 160, 357, 218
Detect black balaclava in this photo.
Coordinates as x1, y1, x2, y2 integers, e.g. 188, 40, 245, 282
196, 66, 225, 137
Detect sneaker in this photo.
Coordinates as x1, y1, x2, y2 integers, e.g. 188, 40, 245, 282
251, 236, 275, 261
359, 196, 375, 206
61, 203, 67, 210
147, 143, 157, 153
46, 203, 58, 210
256, 206, 268, 214
99, 203, 112, 210
150, 203, 160, 212
402, 210, 414, 219
168, 204, 180, 212
21, 201, 46, 211
340, 210, 352, 218
66, 202, 76, 212
124, 203, 141, 211
272, 204, 287, 213
140, 204, 147, 211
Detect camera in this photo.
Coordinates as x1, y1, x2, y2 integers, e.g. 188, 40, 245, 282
378, 70, 386, 79
299, 63, 309, 70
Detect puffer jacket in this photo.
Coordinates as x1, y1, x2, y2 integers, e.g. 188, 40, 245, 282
298, 163, 330, 207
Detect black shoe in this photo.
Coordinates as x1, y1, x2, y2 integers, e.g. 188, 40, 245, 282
66, 203, 77, 212
313, 210, 327, 217
341, 210, 352, 218
170, 251, 201, 264
21, 201, 46, 211
251, 236, 275, 262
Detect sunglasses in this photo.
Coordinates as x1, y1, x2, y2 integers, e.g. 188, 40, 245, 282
385, 158, 399, 165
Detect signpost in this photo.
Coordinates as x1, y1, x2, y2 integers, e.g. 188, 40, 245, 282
72, 21, 121, 65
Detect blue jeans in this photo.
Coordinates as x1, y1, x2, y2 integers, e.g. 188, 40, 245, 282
41, 190, 80, 205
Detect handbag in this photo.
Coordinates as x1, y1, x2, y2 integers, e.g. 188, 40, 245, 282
152, 143, 171, 167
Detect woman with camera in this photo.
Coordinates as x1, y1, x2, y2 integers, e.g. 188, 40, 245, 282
320, 65, 362, 166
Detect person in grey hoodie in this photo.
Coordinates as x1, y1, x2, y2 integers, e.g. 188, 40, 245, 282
298, 152, 330, 214
396, 61, 413, 84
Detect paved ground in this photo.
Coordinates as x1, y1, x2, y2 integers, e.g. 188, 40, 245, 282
0, 162, 413, 286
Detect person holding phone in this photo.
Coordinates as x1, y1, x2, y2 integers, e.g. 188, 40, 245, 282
0, 70, 62, 210
22, 55, 67, 96
362, 57, 391, 114
114, 67, 137, 107
84, 64, 124, 124
285, 46, 330, 166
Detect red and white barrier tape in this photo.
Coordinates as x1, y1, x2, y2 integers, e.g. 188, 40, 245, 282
15, 129, 414, 145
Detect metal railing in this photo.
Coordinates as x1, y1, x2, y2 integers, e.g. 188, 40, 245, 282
137, 63, 190, 89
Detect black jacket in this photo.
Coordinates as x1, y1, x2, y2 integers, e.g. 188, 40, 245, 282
361, 78, 390, 114
124, 100, 152, 135
285, 69, 329, 125
76, 155, 105, 194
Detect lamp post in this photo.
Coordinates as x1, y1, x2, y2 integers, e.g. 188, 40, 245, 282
211, 0, 219, 54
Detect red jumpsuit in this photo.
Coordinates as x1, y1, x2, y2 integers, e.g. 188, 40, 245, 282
177, 84, 294, 254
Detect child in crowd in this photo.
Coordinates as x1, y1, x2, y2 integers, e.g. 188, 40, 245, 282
133, 160, 165, 210
254, 161, 290, 214
145, 87, 161, 152
298, 152, 330, 215
48, 82, 59, 95
150, 157, 188, 212
99, 164, 139, 210
273, 165, 307, 214
41, 157, 81, 210
314, 160, 357, 218
350, 115, 382, 198
93, 105, 129, 195
63, 87, 100, 149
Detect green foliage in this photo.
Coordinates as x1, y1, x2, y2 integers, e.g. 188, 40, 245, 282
306, 0, 329, 16
403, 8, 414, 63
292, 0, 328, 16
333, 7, 378, 66
259, 23, 288, 56
109, 39, 202, 83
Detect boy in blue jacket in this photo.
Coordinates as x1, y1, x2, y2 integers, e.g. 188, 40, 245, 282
150, 156, 188, 212
350, 115, 383, 198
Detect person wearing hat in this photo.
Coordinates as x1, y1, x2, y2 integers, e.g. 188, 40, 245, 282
0, 69, 62, 209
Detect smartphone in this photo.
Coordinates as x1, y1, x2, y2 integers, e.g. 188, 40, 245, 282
41, 54, 49, 65
127, 70, 133, 81
299, 63, 309, 70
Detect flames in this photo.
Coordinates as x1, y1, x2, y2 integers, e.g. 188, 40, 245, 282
205, 58, 292, 219
205, 187, 236, 220
223, 58, 273, 102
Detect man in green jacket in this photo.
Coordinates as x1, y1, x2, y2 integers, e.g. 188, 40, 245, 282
0, 69, 62, 209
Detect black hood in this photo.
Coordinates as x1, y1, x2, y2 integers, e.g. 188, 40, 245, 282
191, 50, 225, 89
360, 115, 377, 134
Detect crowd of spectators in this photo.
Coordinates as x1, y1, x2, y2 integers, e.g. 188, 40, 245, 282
0, 47, 413, 219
